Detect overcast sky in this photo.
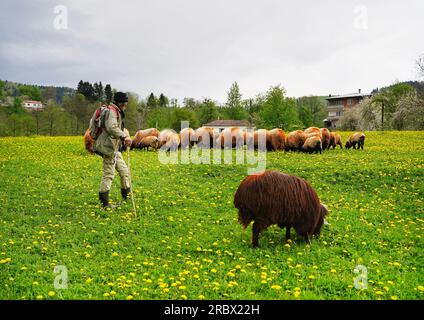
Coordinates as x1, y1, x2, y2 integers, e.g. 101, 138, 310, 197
1, 0, 423, 102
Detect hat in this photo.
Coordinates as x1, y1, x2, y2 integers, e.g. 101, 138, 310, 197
113, 92, 129, 103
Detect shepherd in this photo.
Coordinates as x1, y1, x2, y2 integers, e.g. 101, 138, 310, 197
92, 92, 133, 209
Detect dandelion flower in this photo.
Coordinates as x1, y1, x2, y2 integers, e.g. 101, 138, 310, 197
48, 291, 56, 297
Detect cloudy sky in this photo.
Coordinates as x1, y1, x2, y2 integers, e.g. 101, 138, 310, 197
1, 0, 423, 102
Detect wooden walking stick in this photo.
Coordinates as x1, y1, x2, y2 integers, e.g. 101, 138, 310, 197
127, 148, 137, 218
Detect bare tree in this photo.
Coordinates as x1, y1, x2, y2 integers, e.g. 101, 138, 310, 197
417, 54, 424, 78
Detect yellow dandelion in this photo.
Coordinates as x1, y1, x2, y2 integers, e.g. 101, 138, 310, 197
179, 286, 186, 290
181, 295, 187, 300
418, 286, 424, 292
375, 291, 384, 295
330, 269, 337, 273
112, 252, 119, 257
126, 295, 134, 300
48, 291, 56, 297
103, 292, 110, 297
85, 278, 93, 284
391, 296, 398, 300
271, 285, 282, 290
198, 295, 205, 300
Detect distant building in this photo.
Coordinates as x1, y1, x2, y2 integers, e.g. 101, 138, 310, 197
23, 100, 44, 111
202, 120, 254, 132
324, 90, 371, 129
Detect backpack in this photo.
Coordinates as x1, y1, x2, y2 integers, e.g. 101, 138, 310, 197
88, 105, 120, 140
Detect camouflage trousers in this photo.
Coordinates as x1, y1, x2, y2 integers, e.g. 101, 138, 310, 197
99, 151, 130, 193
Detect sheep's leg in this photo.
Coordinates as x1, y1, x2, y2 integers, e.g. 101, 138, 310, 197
285, 227, 291, 242
304, 234, 311, 244
252, 222, 261, 248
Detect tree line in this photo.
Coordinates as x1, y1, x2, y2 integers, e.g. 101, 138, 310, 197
0, 80, 329, 137
1, 75, 423, 137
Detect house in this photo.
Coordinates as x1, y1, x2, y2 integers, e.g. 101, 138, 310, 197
23, 100, 44, 111
202, 120, 254, 132
324, 89, 371, 129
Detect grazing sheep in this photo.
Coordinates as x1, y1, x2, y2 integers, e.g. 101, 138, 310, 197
329, 132, 343, 149
216, 127, 244, 149
304, 127, 321, 137
131, 128, 159, 149
180, 127, 196, 149
234, 170, 328, 247
302, 135, 322, 154
139, 136, 159, 151
285, 130, 307, 151
195, 127, 215, 148
250, 129, 269, 151
320, 128, 331, 150
267, 128, 286, 151
165, 133, 180, 152
345, 132, 366, 150
157, 129, 175, 149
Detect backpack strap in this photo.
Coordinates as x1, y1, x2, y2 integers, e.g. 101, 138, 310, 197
105, 104, 121, 119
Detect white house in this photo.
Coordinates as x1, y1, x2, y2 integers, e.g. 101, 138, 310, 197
23, 100, 44, 111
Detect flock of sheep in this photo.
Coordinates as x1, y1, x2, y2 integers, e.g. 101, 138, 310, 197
126, 127, 366, 153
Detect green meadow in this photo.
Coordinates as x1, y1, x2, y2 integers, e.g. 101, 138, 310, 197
0, 131, 423, 300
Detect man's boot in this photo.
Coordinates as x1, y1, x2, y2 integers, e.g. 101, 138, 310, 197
121, 188, 131, 200
99, 191, 119, 209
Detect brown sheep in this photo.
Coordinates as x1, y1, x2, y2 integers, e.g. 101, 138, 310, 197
216, 127, 244, 149
180, 127, 196, 149
320, 128, 331, 150
329, 132, 343, 149
131, 128, 159, 149
165, 133, 180, 152
302, 135, 322, 154
304, 127, 321, 137
234, 170, 328, 247
250, 129, 269, 151
267, 128, 286, 151
345, 132, 366, 150
139, 136, 159, 151
157, 129, 175, 148
195, 127, 215, 148
285, 130, 307, 151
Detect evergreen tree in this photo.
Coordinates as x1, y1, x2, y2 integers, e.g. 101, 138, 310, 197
105, 84, 113, 103
147, 93, 158, 108
158, 93, 169, 108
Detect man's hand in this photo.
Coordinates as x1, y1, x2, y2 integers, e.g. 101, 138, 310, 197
124, 137, 132, 147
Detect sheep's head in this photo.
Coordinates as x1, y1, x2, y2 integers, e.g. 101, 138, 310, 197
345, 141, 352, 149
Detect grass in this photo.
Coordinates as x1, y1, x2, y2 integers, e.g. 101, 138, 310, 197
0, 131, 423, 300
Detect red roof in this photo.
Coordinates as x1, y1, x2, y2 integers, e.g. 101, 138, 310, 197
24, 100, 42, 104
